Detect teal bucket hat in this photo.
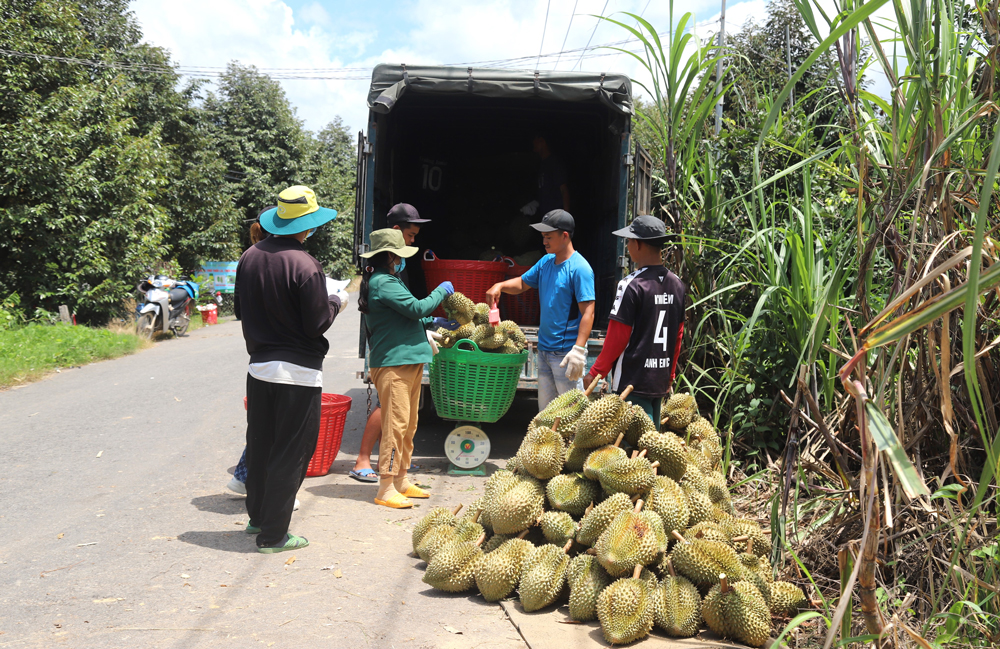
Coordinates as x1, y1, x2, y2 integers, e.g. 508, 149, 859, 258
259, 185, 338, 235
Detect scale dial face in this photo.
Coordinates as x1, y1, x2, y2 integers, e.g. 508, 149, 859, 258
444, 425, 491, 469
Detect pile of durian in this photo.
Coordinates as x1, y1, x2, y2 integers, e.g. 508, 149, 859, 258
409, 384, 809, 647
437, 293, 527, 354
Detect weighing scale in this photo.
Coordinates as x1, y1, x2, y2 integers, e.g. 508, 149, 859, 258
444, 424, 491, 476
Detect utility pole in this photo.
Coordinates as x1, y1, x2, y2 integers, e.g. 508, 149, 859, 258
714, 0, 726, 135
786, 23, 794, 109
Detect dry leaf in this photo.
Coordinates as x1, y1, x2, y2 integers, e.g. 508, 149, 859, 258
174, 397, 181, 401
284, 555, 297, 566
92, 598, 124, 603
95, 451, 103, 458
180, 574, 190, 579
76, 542, 97, 547
333, 569, 343, 578
443, 625, 462, 634
57, 533, 64, 539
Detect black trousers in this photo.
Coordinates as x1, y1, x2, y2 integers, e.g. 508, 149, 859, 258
245, 374, 321, 547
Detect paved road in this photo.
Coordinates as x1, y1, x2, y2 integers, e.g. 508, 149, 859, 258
0, 303, 536, 648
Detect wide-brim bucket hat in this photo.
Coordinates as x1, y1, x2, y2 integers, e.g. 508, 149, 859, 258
360, 228, 419, 259
259, 185, 338, 235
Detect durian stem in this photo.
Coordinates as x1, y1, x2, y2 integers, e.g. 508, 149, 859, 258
452, 504, 464, 516
613, 432, 624, 447
585, 374, 603, 396
630, 450, 639, 459
562, 539, 574, 553
666, 558, 676, 578
746, 538, 754, 554
719, 574, 729, 593
551, 416, 562, 432
473, 508, 482, 523
649, 461, 660, 471
517, 529, 530, 539
475, 533, 487, 547
584, 501, 594, 515
620, 385, 634, 400
732, 535, 749, 543
633, 499, 644, 513
671, 530, 687, 544
636, 448, 648, 459
632, 564, 643, 579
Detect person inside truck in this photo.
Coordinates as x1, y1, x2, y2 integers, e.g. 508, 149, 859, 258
359, 228, 457, 508
585, 215, 686, 425
486, 209, 595, 411
520, 134, 570, 218
349, 204, 430, 483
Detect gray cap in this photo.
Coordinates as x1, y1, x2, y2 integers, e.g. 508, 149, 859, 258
387, 203, 430, 226
612, 214, 667, 240
529, 209, 575, 235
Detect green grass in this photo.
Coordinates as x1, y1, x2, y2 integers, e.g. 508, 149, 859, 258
0, 323, 147, 389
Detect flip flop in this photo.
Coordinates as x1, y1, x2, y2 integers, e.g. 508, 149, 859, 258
349, 468, 379, 483
258, 534, 309, 554
245, 521, 261, 534
408, 463, 421, 471
400, 485, 430, 498
374, 493, 413, 509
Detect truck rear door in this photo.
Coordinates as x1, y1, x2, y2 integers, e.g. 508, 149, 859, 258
355, 130, 371, 360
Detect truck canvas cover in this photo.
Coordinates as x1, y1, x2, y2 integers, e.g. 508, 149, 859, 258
367, 64, 633, 115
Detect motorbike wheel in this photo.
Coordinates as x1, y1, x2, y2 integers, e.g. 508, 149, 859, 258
172, 313, 190, 338
136, 313, 156, 340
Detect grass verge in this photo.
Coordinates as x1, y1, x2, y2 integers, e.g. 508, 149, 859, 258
0, 323, 150, 389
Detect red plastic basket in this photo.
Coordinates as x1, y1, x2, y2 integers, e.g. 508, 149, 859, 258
243, 393, 352, 477
421, 250, 508, 317
197, 304, 218, 325
499, 257, 540, 326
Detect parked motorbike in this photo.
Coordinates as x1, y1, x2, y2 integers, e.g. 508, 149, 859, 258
135, 275, 199, 339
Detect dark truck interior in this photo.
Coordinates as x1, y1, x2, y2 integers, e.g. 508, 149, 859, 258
368, 94, 629, 330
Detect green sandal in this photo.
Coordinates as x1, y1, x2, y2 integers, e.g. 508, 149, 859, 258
245, 522, 261, 534
258, 534, 309, 554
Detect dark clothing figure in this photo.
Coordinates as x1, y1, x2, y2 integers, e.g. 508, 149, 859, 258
537, 155, 569, 217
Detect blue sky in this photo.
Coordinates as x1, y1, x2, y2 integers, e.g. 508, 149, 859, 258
129, 0, 889, 134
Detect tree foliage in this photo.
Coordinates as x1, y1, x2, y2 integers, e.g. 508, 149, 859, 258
0, 1, 356, 324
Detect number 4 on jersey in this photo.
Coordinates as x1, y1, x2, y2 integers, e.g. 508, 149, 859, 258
653, 310, 669, 351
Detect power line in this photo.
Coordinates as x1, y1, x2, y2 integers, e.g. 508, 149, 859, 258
537, 0, 552, 70
575, 0, 610, 70
553, 0, 579, 70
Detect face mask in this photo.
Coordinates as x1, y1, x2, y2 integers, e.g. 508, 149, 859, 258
306, 228, 316, 239
393, 257, 406, 274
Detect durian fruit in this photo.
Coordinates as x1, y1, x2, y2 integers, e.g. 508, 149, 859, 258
504, 455, 523, 474
519, 539, 574, 612
702, 574, 772, 647
769, 581, 808, 617
651, 558, 702, 637
687, 520, 731, 546
436, 327, 458, 348
683, 483, 714, 527
422, 532, 486, 592
687, 417, 723, 469
415, 512, 484, 563
540, 511, 578, 546
473, 324, 507, 350
473, 302, 491, 325
531, 376, 598, 440
496, 320, 526, 345
582, 433, 627, 481
737, 537, 773, 584
661, 393, 698, 432
546, 473, 601, 517
596, 565, 656, 645
679, 462, 708, 493
451, 322, 477, 341
488, 474, 545, 534
716, 513, 770, 558
515, 419, 566, 480
598, 450, 660, 496
467, 497, 493, 533
499, 340, 523, 354
411, 504, 462, 553
567, 554, 613, 621
474, 531, 534, 602
577, 492, 634, 546
482, 533, 514, 554
623, 403, 657, 447
595, 499, 667, 577
645, 476, 689, 537
685, 446, 712, 475
668, 530, 742, 589
564, 441, 590, 472
442, 292, 476, 325
704, 471, 734, 515
637, 430, 688, 481
574, 385, 635, 449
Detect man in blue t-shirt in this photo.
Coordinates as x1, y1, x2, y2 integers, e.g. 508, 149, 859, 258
487, 210, 595, 411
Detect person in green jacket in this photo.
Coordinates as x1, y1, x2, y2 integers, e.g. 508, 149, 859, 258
359, 228, 456, 509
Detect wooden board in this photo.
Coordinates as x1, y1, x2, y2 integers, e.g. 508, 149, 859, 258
500, 600, 773, 649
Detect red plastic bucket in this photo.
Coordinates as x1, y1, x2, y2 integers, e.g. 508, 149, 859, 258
197, 304, 218, 325
243, 393, 352, 476
499, 257, 540, 325
422, 250, 507, 317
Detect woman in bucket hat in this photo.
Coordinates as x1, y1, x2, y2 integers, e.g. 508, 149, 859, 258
235, 186, 346, 553
359, 228, 457, 508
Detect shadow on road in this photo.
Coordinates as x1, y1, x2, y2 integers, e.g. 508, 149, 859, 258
304, 482, 374, 502
191, 494, 246, 515
177, 530, 257, 553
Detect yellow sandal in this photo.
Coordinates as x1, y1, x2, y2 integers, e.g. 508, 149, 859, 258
400, 485, 430, 499
374, 493, 413, 509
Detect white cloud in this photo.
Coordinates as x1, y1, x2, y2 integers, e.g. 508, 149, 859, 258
299, 2, 331, 27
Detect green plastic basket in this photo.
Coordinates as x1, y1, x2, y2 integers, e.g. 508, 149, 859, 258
429, 339, 528, 423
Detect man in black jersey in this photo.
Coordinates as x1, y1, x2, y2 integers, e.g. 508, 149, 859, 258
586, 215, 685, 425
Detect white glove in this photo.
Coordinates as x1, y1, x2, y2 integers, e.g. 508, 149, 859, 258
334, 289, 350, 307
559, 345, 588, 381
426, 329, 443, 355
326, 278, 351, 308
520, 200, 539, 216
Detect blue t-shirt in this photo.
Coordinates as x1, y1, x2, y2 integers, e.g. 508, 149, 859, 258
521, 251, 595, 353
